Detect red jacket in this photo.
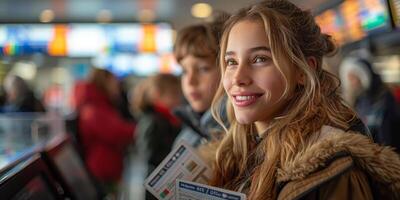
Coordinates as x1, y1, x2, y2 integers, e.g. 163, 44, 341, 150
75, 82, 135, 182
394, 87, 400, 104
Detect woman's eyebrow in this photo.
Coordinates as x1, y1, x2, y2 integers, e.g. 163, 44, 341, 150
248, 46, 271, 53
225, 46, 271, 57
225, 51, 235, 57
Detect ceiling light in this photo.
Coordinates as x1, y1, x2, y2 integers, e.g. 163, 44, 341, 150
40, 9, 55, 23
97, 9, 112, 23
139, 9, 156, 22
191, 3, 212, 18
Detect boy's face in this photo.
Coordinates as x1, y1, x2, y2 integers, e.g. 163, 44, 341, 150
180, 55, 220, 113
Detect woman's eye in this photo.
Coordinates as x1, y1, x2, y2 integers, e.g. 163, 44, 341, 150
225, 59, 237, 66
254, 56, 268, 63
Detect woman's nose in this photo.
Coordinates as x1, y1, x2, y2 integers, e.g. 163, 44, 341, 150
232, 65, 252, 86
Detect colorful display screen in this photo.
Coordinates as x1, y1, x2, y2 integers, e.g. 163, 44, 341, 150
92, 53, 181, 77
340, 0, 366, 42
0, 23, 176, 76
67, 25, 106, 57
0, 23, 173, 57
358, 0, 391, 33
316, 0, 392, 45
0, 25, 58, 56
315, 8, 348, 45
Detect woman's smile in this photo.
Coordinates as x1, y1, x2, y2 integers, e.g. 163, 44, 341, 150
231, 93, 264, 107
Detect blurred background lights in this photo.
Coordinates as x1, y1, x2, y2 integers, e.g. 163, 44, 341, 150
139, 9, 156, 22
97, 9, 113, 23
191, 3, 212, 18
51, 67, 69, 84
10, 61, 37, 81
40, 9, 55, 23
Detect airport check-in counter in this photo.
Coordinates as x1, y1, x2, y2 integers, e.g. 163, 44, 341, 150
0, 113, 99, 200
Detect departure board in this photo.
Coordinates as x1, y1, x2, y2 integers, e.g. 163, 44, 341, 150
0, 23, 173, 57
315, 9, 347, 45
316, 0, 392, 45
358, 0, 392, 32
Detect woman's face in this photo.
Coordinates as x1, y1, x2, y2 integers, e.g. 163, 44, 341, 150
223, 20, 288, 132
180, 55, 220, 113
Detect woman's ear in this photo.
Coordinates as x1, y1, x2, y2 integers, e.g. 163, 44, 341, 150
297, 57, 318, 85
307, 57, 317, 70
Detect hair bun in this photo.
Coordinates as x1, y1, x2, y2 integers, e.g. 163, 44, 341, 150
321, 34, 337, 56
209, 11, 231, 45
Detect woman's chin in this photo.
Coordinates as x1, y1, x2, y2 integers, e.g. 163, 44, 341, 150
236, 117, 255, 125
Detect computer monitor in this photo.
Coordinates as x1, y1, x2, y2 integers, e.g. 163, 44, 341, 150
41, 135, 98, 200
0, 155, 62, 200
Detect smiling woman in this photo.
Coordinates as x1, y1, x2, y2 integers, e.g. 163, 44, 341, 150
206, 0, 400, 200
223, 21, 287, 131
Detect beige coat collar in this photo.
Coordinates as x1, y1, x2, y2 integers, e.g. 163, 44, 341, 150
277, 126, 400, 195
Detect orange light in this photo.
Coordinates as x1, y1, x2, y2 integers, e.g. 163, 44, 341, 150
48, 25, 67, 56
140, 24, 156, 53
160, 54, 172, 73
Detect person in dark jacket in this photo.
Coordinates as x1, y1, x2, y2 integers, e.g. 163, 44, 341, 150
340, 56, 400, 152
74, 68, 135, 196
1, 74, 45, 113
131, 74, 182, 200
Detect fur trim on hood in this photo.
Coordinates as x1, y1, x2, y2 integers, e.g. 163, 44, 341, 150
277, 126, 400, 195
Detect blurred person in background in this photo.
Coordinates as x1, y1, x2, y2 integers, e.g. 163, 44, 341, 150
131, 73, 182, 200
340, 57, 400, 152
393, 85, 400, 104
1, 74, 45, 113
172, 13, 229, 148
43, 83, 65, 113
117, 80, 136, 121
74, 68, 135, 198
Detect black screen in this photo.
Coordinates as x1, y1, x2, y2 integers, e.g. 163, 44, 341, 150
53, 143, 97, 200
11, 175, 56, 200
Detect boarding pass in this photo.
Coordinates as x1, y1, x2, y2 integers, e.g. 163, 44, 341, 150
176, 179, 247, 200
144, 141, 212, 200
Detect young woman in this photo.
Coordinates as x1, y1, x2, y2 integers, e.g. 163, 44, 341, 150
207, 1, 400, 199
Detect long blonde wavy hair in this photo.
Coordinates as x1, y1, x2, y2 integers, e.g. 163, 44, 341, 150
209, 1, 357, 199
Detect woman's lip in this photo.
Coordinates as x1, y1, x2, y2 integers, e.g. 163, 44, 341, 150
232, 93, 263, 107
